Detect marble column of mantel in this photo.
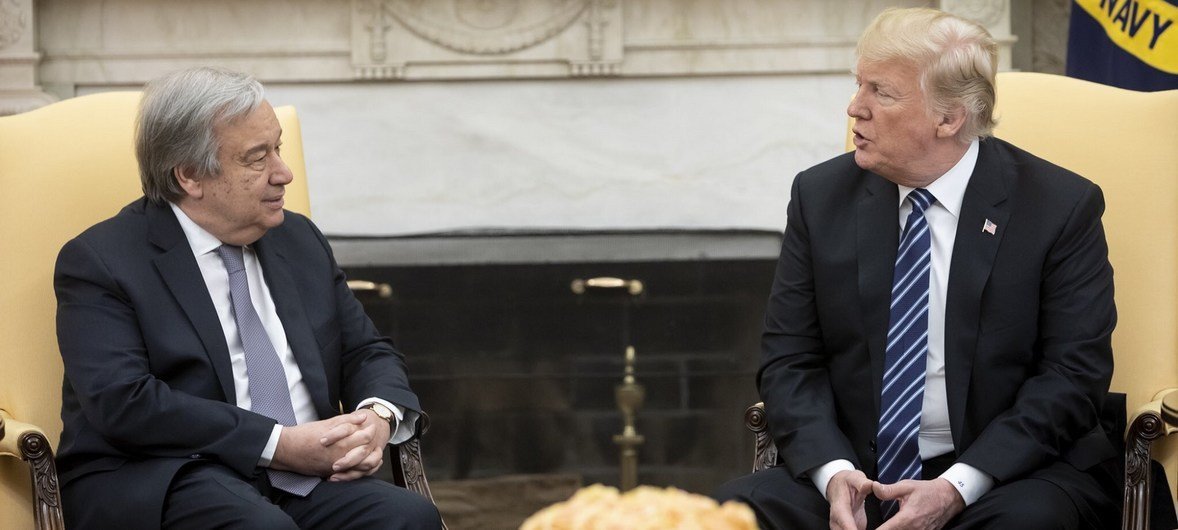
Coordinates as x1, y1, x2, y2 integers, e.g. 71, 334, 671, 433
0, 0, 56, 116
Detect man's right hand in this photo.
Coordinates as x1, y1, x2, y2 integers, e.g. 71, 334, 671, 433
269, 412, 370, 477
827, 469, 872, 530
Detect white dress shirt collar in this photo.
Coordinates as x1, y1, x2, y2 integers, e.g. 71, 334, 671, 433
168, 202, 230, 256
896, 138, 980, 217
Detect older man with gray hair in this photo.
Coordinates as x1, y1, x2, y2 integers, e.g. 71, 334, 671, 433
715, 7, 1118, 529
54, 67, 441, 529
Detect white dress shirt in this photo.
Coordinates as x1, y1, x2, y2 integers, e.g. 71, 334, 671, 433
169, 203, 411, 467
809, 140, 994, 505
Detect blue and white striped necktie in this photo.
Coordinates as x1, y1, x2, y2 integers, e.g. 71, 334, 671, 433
876, 188, 935, 519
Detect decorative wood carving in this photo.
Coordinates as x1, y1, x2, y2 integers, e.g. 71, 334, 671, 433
393, 438, 447, 530
1122, 409, 1164, 530
396, 439, 424, 490
745, 402, 778, 472
18, 430, 64, 530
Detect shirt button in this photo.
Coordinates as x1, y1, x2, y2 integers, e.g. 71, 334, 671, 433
869, 440, 877, 453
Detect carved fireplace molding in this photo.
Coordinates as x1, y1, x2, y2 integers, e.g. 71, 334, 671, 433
20, 0, 1012, 111
351, 0, 624, 79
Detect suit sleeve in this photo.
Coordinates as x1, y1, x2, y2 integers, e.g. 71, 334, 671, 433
758, 175, 860, 477
958, 183, 1115, 480
304, 219, 422, 421
55, 237, 274, 477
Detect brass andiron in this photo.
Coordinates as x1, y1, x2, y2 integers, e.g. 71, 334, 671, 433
613, 346, 645, 491
571, 276, 646, 491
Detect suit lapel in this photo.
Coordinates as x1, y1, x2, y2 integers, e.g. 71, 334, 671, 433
253, 235, 334, 417
148, 202, 238, 404
944, 139, 1011, 447
858, 173, 901, 418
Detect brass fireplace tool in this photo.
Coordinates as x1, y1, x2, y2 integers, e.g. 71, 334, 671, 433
570, 276, 645, 491
613, 345, 645, 491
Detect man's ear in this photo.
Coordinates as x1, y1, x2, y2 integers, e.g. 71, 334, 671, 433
174, 166, 203, 199
936, 106, 967, 139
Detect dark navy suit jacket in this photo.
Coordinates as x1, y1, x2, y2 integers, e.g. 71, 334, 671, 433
54, 197, 420, 528
759, 138, 1117, 487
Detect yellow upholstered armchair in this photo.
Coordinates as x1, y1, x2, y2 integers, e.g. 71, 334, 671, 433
745, 72, 1178, 529
0, 92, 439, 528
989, 72, 1178, 529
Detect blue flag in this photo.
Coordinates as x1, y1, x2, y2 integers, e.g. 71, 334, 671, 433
1067, 0, 1178, 91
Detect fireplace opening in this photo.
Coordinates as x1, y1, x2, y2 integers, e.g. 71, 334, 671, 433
334, 230, 781, 524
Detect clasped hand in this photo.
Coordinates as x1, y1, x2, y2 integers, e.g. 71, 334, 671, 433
827, 471, 965, 530
270, 410, 392, 482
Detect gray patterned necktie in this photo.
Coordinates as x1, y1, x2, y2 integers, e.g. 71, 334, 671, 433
215, 244, 320, 496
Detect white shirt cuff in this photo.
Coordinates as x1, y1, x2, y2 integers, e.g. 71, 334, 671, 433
808, 459, 856, 501
259, 424, 283, 467
939, 462, 994, 506
357, 397, 418, 445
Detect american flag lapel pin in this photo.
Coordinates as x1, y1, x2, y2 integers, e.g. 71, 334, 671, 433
982, 219, 997, 235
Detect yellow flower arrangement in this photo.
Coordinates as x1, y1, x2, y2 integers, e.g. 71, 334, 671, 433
520, 484, 757, 530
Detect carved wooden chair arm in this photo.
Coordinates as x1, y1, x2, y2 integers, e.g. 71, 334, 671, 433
745, 402, 779, 473
0, 409, 64, 530
1123, 388, 1178, 530
390, 410, 447, 530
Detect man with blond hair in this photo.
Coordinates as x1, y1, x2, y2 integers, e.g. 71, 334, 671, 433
716, 8, 1118, 529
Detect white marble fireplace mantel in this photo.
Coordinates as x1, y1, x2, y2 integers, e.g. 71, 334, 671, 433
8, 0, 1014, 237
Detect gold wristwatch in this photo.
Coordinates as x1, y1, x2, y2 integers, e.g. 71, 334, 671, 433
361, 402, 395, 427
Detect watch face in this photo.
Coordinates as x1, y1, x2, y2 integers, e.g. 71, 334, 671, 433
370, 403, 393, 421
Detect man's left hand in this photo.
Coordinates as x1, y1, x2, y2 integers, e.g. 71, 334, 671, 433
320, 408, 392, 482
873, 478, 965, 530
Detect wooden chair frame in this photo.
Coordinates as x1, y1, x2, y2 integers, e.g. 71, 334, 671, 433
745, 397, 1178, 530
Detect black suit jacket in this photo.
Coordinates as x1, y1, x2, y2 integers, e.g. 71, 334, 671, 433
54, 198, 420, 528
759, 138, 1116, 486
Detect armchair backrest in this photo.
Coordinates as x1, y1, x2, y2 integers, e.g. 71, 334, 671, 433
987, 73, 1178, 497
0, 91, 312, 529
989, 73, 1178, 409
